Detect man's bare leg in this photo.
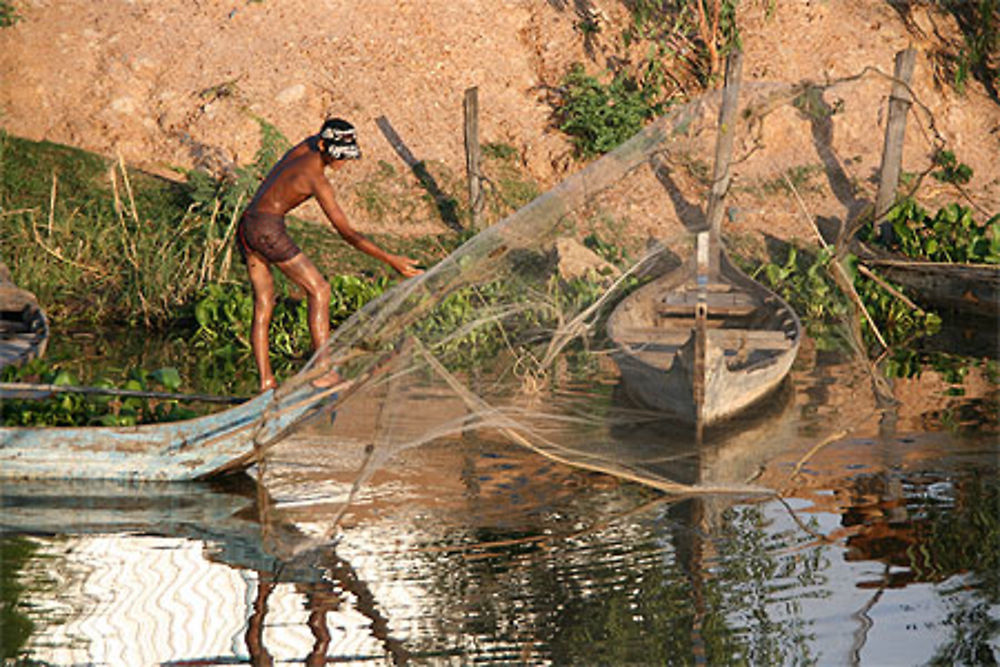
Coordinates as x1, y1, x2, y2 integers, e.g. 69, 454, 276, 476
247, 250, 279, 393
246, 250, 278, 392
276, 253, 342, 388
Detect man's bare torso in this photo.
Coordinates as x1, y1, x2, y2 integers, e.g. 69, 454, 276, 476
247, 138, 326, 217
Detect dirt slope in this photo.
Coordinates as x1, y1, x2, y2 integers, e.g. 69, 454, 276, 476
1, 0, 997, 239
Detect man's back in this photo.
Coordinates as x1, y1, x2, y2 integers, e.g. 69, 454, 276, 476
247, 139, 324, 217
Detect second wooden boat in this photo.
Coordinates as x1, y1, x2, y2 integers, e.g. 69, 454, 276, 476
606, 50, 800, 430
607, 232, 801, 428
856, 242, 999, 318
0, 264, 49, 371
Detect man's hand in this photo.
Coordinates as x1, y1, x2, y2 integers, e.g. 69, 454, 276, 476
390, 254, 424, 278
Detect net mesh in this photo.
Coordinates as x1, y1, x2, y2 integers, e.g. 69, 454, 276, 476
253, 70, 953, 510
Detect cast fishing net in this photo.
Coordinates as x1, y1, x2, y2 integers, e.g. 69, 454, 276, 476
249, 68, 970, 519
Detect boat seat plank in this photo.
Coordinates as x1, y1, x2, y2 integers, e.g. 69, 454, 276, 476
0, 321, 32, 334
617, 326, 795, 350
657, 290, 758, 317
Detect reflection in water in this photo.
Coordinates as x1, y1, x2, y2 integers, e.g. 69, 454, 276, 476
1, 478, 414, 664
1, 347, 997, 663
246, 550, 410, 666
3, 430, 997, 664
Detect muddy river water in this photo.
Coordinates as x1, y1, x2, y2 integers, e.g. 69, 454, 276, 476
1, 325, 997, 665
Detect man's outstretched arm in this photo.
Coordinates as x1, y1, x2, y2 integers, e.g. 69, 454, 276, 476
314, 177, 423, 278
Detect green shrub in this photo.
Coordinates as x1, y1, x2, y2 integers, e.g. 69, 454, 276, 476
556, 64, 665, 158
191, 275, 390, 359
1, 360, 198, 426
872, 198, 1000, 264
0, 1, 19, 27
746, 245, 941, 354
931, 149, 973, 185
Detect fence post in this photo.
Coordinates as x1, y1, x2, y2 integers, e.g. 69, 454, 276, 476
705, 49, 743, 279
875, 47, 917, 243
463, 87, 483, 230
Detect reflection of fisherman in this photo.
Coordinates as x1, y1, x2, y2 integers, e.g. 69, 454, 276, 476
237, 118, 423, 393
246, 561, 411, 666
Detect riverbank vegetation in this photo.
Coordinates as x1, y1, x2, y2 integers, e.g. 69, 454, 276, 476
2, 359, 199, 427
0, 128, 436, 327
2, 64, 996, 428
864, 197, 999, 264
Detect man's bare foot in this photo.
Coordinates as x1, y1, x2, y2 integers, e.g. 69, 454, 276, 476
260, 377, 278, 393
311, 367, 343, 389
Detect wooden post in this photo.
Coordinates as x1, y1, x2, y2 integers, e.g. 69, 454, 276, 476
705, 49, 744, 279
463, 87, 483, 230
875, 47, 917, 243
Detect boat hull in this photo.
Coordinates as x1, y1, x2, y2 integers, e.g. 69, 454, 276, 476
0, 383, 336, 481
612, 331, 797, 425
854, 242, 999, 318
873, 260, 999, 318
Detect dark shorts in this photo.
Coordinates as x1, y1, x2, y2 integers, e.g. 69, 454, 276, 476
237, 210, 302, 264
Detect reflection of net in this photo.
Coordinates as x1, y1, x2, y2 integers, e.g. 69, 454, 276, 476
257, 75, 926, 503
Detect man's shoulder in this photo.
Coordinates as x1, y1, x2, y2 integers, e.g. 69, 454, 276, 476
284, 149, 325, 175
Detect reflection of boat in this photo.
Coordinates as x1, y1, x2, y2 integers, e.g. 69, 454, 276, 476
0, 477, 410, 664
607, 233, 801, 428
606, 375, 798, 492
0, 382, 341, 481
0, 263, 49, 371
0, 476, 273, 547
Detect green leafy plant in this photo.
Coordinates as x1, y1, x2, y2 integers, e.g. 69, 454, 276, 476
584, 232, 631, 267
931, 149, 973, 185
556, 64, 665, 157
1, 360, 198, 426
575, 15, 601, 38
0, 1, 19, 27
871, 198, 1000, 264
412, 266, 613, 376
746, 244, 942, 354
190, 275, 389, 366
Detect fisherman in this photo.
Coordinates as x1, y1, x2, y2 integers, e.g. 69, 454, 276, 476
237, 118, 422, 393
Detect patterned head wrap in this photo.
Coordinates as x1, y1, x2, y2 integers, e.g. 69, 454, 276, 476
319, 118, 361, 160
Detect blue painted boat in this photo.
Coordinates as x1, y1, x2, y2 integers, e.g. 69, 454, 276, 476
0, 382, 341, 481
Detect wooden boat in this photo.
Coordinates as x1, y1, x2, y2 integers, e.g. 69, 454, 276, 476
0, 262, 348, 482
0, 263, 49, 371
0, 381, 342, 481
607, 232, 802, 428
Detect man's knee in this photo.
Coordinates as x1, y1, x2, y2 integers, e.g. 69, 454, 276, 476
254, 290, 277, 313
312, 278, 332, 304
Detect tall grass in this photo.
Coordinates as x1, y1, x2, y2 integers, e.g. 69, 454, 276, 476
0, 132, 242, 325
